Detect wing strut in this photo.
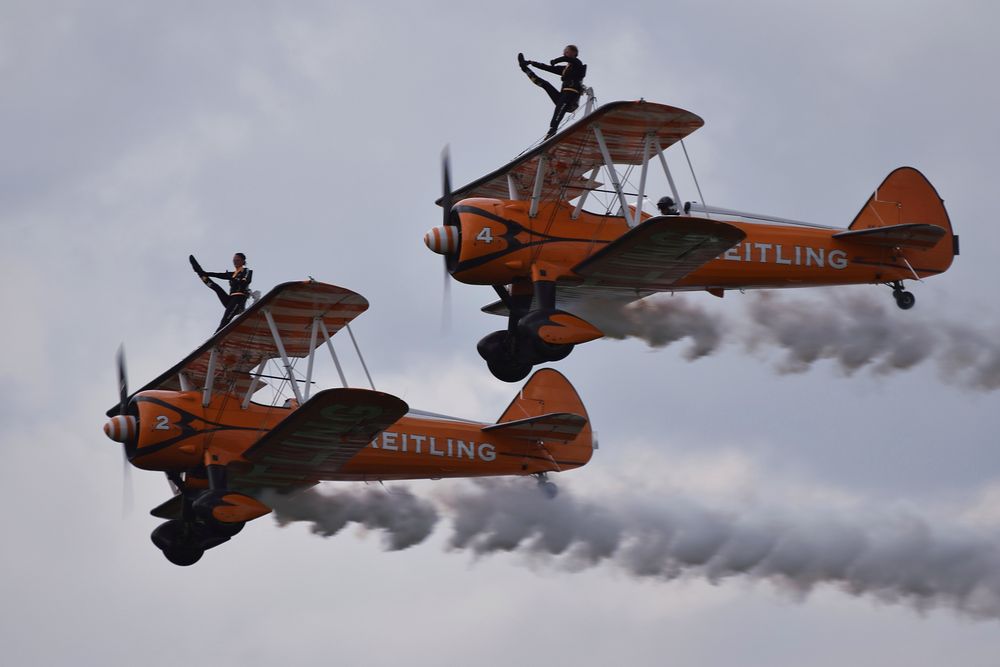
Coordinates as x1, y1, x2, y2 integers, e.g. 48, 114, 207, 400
529, 155, 547, 218
303, 316, 321, 401
202, 347, 218, 407
507, 174, 521, 200
318, 319, 349, 389
241, 358, 268, 409
571, 167, 600, 220
593, 125, 633, 227
653, 137, 682, 212
345, 324, 376, 391
263, 308, 304, 404
634, 133, 652, 222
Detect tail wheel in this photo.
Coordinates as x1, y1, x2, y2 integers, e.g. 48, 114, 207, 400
894, 290, 916, 310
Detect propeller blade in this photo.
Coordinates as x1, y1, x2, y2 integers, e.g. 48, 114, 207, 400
441, 146, 453, 228
115, 344, 134, 517
440, 146, 455, 333
116, 344, 128, 416
441, 265, 452, 333
121, 447, 134, 518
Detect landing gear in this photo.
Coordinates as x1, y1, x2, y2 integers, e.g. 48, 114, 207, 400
890, 281, 916, 310
151, 519, 205, 566
479, 330, 532, 382
150, 466, 249, 566
534, 473, 558, 499
479, 280, 578, 382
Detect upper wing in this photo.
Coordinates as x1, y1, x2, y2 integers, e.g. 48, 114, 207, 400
832, 223, 946, 249
440, 101, 704, 204
233, 388, 409, 488
108, 281, 367, 416
570, 216, 746, 290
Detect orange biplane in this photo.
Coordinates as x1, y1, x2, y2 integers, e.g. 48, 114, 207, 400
104, 281, 593, 565
425, 101, 959, 381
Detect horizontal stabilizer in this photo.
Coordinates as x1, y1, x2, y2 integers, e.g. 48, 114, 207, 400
832, 223, 946, 249
483, 412, 587, 442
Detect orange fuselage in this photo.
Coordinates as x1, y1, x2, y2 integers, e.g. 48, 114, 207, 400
128, 390, 592, 482
448, 198, 953, 290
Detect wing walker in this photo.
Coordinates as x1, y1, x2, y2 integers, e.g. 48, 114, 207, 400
104, 281, 594, 565
425, 100, 959, 382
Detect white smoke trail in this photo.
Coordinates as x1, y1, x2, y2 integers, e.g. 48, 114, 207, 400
581, 291, 1000, 389
265, 486, 438, 550
580, 297, 723, 360
268, 479, 1000, 620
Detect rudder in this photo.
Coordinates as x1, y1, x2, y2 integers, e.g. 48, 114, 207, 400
849, 167, 958, 276
496, 368, 594, 469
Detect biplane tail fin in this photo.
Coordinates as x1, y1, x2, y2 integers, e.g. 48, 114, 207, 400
493, 369, 594, 465
844, 167, 958, 275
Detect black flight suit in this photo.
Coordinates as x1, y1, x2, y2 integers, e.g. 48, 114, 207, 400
525, 56, 587, 138
202, 267, 253, 332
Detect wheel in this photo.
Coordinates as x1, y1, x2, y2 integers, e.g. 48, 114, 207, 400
162, 545, 204, 566
531, 338, 574, 363
487, 355, 532, 383
477, 330, 509, 362
539, 480, 559, 499
894, 290, 916, 310
479, 330, 532, 381
152, 520, 206, 566
150, 519, 187, 551
211, 520, 245, 538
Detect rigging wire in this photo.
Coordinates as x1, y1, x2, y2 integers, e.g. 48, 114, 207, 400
680, 138, 709, 217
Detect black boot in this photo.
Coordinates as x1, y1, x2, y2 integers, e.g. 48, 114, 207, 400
189, 254, 205, 276
517, 52, 528, 71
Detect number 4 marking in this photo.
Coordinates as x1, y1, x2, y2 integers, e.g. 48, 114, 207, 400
154, 415, 170, 430
476, 227, 494, 243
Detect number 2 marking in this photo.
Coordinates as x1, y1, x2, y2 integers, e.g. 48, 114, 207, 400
476, 227, 494, 243
154, 415, 170, 430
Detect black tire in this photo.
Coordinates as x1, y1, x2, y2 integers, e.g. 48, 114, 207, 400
211, 521, 245, 538
532, 339, 574, 362
894, 290, 916, 310
476, 330, 509, 362
539, 481, 559, 499
487, 355, 532, 383
162, 545, 204, 566
150, 519, 187, 551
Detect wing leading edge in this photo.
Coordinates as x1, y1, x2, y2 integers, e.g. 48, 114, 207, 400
440, 101, 704, 205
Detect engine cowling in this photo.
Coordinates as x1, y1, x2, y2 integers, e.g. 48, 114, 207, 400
424, 198, 527, 284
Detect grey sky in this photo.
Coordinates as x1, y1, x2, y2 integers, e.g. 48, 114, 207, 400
2, 1, 1000, 665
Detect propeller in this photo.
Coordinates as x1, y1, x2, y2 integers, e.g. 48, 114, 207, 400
439, 147, 454, 332
113, 345, 134, 515
116, 345, 128, 417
